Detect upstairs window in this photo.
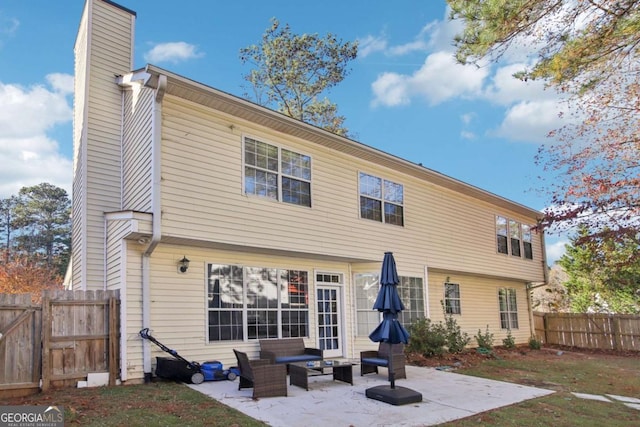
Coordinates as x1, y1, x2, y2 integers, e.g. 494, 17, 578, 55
496, 215, 533, 260
510, 220, 521, 257
244, 137, 311, 207
359, 172, 404, 226
522, 225, 533, 260
496, 216, 508, 254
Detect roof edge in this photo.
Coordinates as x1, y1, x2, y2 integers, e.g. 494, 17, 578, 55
142, 64, 543, 220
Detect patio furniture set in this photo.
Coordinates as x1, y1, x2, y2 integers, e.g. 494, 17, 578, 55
232, 338, 406, 398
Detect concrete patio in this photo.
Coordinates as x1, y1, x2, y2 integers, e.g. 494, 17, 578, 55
190, 364, 555, 426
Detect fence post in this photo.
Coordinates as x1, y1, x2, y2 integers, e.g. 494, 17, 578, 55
41, 295, 51, 392
611, 315, 620, 351
109, 296, 118, 386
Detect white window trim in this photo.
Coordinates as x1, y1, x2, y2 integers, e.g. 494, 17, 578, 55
206, 263, 311, 342
496, 214, 534, 260
242, 134, 313, 208
357, 171, 404, 226
314, 270, 346, 356
353, 271, 425, 337
444, 282, 461, 315
498, 287, 519, 330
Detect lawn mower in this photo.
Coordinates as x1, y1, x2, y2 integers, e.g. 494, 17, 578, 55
139, 328, 238, 384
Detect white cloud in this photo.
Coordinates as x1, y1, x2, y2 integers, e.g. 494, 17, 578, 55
360, 8, 461, 59
46, 73, 74, 95
365, 6, 577, 147
0, 135, 72, 196
144, 42, 204, 64
371, 52, 487, 107
545, 238, 568, 265
483, 63, 554, 106
492, 100, 565, 143
424, 10, 464, 52
0, 80, 72, 139
460, 130, 475, 140
358, 34, 387, 58
387, 23, 432, 56
388, 38, 428, 56
0, 76, 72, 198
461, 112, 476, 125
413, 52, 487, 104
371, 72, 410, 106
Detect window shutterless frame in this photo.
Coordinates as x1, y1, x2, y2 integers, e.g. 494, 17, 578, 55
358, 171, 404, 226
498, 288, 519, 330
207, 263, 310, 342
242, 135, 312, 208
354, 272, 424, 336
444, 282, 461, 315
496, 215, 534, 260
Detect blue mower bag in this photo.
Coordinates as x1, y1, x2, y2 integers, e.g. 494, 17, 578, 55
201, 361, 239, 381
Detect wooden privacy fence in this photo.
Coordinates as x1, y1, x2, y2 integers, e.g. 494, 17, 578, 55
533, 312, 640, 352
0, 293, 41, 397
0, 290, 119, 398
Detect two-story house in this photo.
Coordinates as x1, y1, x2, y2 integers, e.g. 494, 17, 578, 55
69, 0, 547, 383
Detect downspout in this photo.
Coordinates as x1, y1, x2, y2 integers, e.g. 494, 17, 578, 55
142, 73, 166, 382
525, 282, 535, 343
530, 228, 550, 344
540, 229, 549, 284
424, 266, 430, 319
526, 280, 549, 343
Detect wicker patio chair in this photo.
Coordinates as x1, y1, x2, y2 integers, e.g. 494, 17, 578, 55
233, 349, 287, 398
360, 342, 407, 381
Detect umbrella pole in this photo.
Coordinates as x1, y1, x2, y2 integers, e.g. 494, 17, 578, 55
389, 342, 395, 389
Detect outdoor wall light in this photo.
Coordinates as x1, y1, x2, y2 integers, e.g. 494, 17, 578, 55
178, 256, 190, 273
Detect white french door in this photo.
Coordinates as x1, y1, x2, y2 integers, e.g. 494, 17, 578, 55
316, 276, 344, 358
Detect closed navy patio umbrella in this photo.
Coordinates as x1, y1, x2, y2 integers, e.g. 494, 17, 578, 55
368, 252, 410, 387
365, 252, 422, 405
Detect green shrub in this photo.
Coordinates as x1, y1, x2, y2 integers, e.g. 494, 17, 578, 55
407, 318, 447, 357
528, 335, 542, 350
502, 329, 516, 349
444, 314, 470, 353
474, 325, 494, 350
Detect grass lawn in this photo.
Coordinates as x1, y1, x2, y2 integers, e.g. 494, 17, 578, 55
4, 346, 639, 426
440, 347, 640, 426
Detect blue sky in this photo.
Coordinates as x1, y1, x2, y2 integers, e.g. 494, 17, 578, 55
0, 0, 569, 264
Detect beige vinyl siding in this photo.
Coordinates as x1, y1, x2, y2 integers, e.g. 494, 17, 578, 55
428, 271, 533, 344
159, 96, 544, 284
71, 147, 85, 290
73, 8, 88, 172
125, 245, 354, 371
123, 241, 143, 381
76, 0, 134, 289
105, 223, 124, 291
122, 86, 153, 211
105, 216, 140, 291
71, 7, 89, 290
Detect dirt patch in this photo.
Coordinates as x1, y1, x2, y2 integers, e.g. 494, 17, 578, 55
406, 344, 639, 371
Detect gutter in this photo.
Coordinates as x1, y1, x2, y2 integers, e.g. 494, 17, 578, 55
141, 73, 166, 382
